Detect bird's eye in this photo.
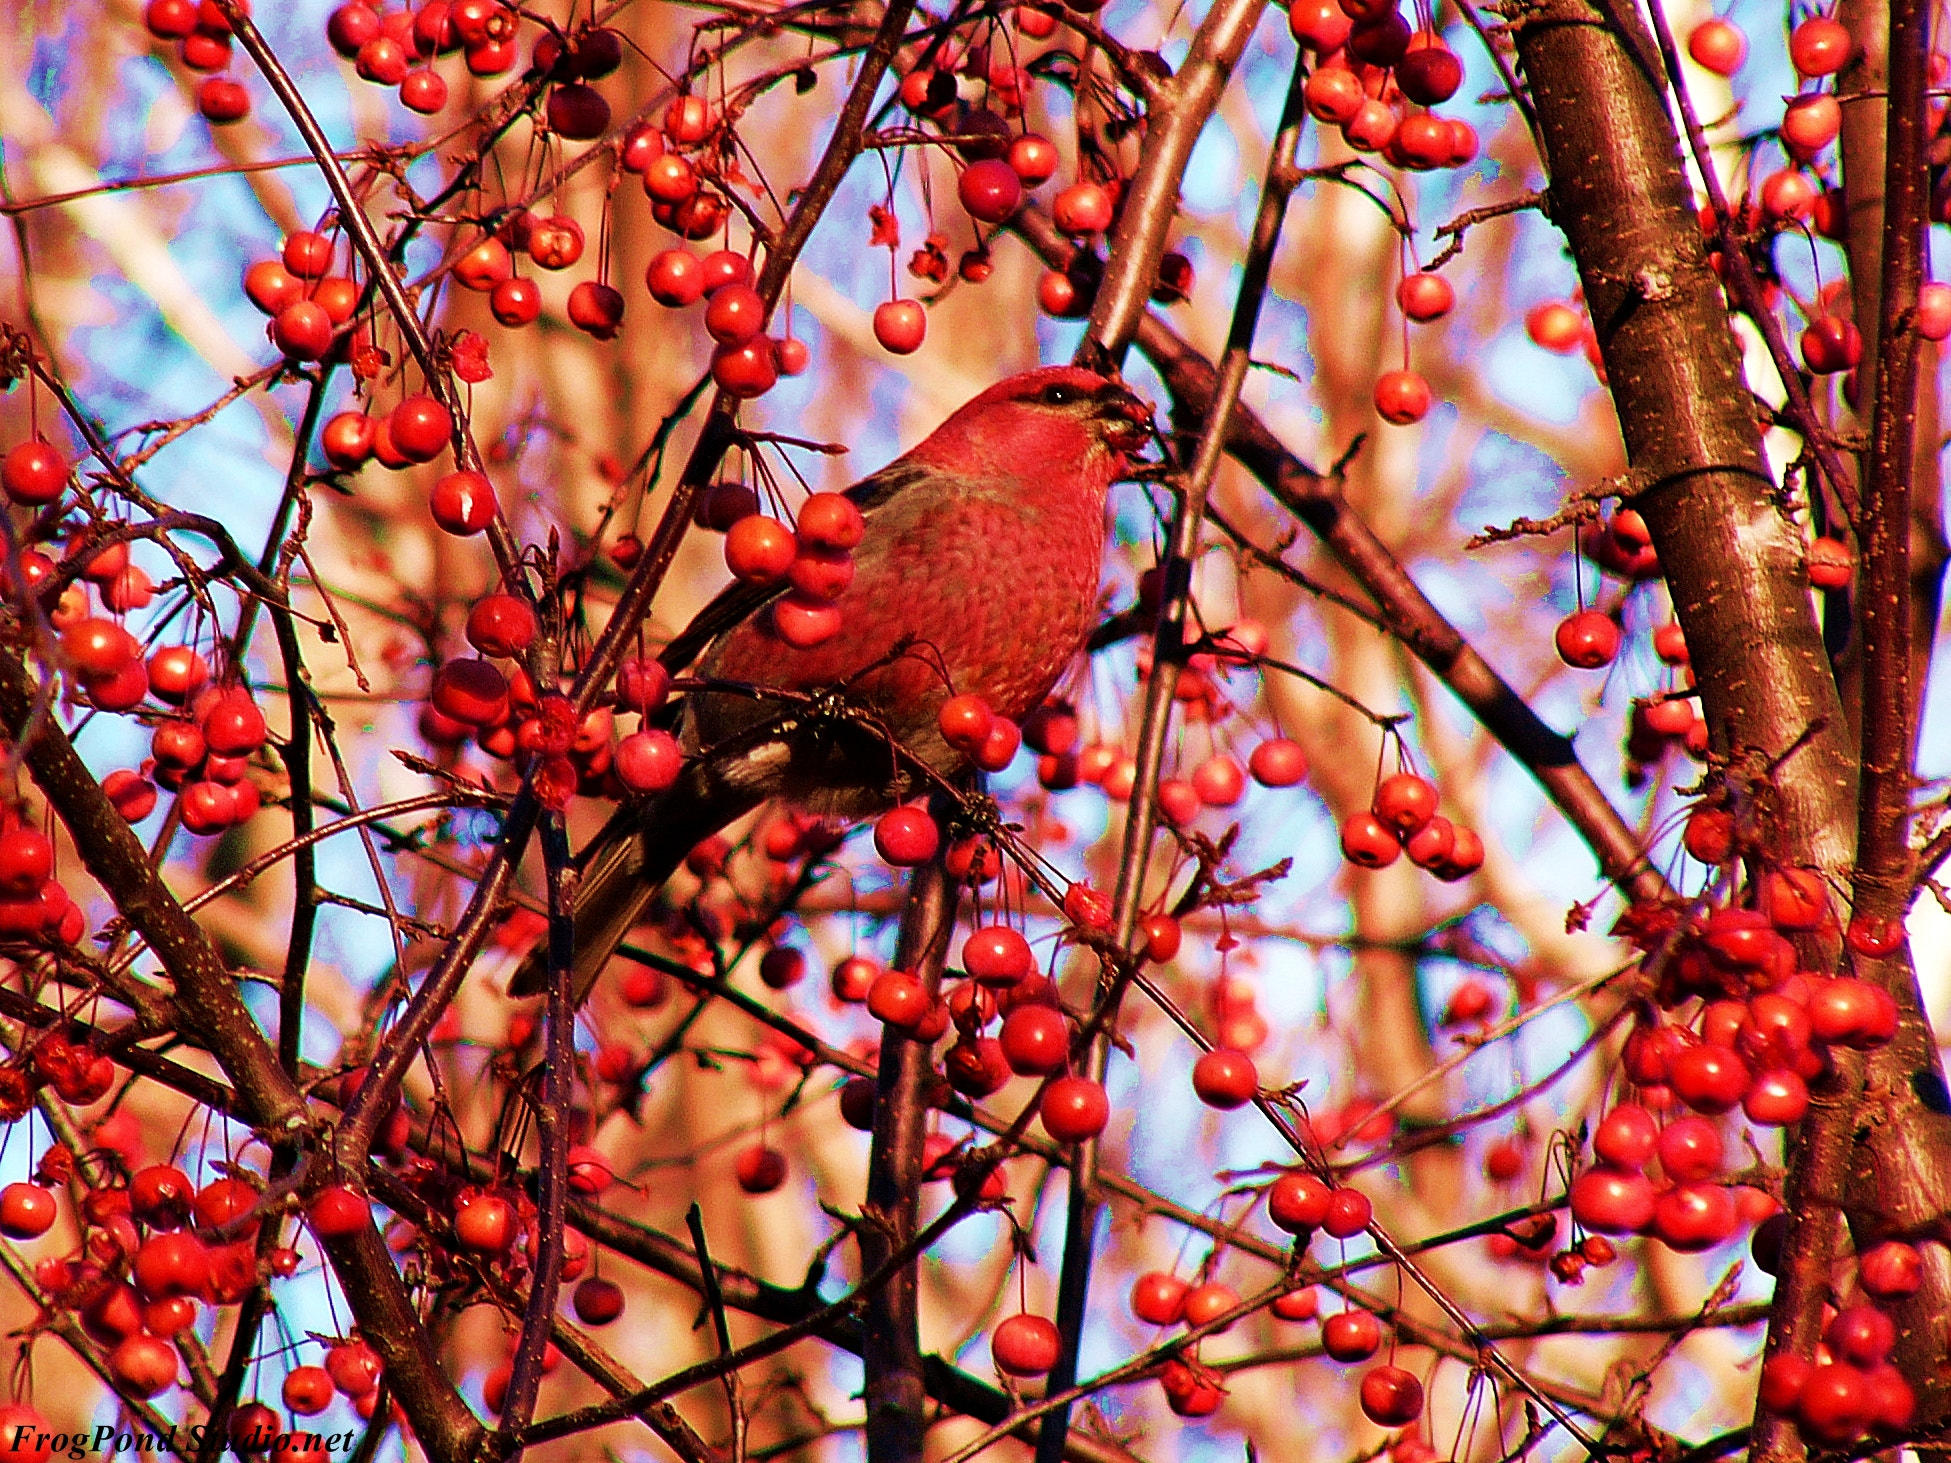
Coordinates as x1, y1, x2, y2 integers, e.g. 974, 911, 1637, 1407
1040, 384, 1082, 406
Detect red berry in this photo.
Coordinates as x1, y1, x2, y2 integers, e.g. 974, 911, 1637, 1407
320, 410, 376, 470
999, 1005, 1069, 1076
1668, 1043, 1752, 1113
1190, 1049, 1257, 1109
197, 77, 251, 124
1373, 368, 1432, 424
132, 1232, 210, 1299
1555, 608, 1620, 668
489, 277, 541, 327
725, 514, 796, 583
734, 1144, 787, 1194
1801, 317, 1863, 374
1525, 300, 1584, 352
109, 1334, 178, 1398
963, 926, 1033, 987
546, 82, 611, 138
1396, 271, 1454, 322
282, 1366, 334, 1415
1190, 754, 1245, 807
1782, 94, 1841, 158
1373, 772, 1438, 837
0, 1182, 56, 1239
567, 281, 624, 339
1808, 535, 1854, 589
306, 1184, 370, 1239
388, 394, 451, 462
614, 730, 682, 794
704, 284, 766, 344
1339, 811, 1400, 868
665, 94, 714, 143
1789, 15, 1851, 76
1322, 1187, 1372, 1237
465, 593, 537, 658
957, 158, 1023, 223
3, 441, 68, 505
1916, 282, 1951, 341
873, 807, 939, 866
1052, 182, 1113, 234
797, 492, 866, 550
355, 34, 410, 83
1321, 1310, 1382, 1362
270, 300, 333, 358
1288, 0, 1352, 50
1859, 1240, 1924, 1298
1359, 1365, 1425, 1426
325, 1340, 382, 1398
774, 337, 811, 376
1270, 1285, 1319, 1321
873, 299, 927, 354
1181, 1281, 1241, 1331
645, 248, 706, 306
326, 2, 380, 54
1650, 1181, 1738, 1252
453, 1192, 517, 1252
1007, 134, 1059, 185
1655, 1115, 1723, 1181
1268, 1171, 1332, 1232
1759, 1353, 1814, 1414
1039, 1075, 1110, 1142
147, 0, 200, 37
428, 468, 497, 535
1248, 737, 1307, 786
573, 1276, 625, 1325
391, 65, 444, 111
711, 339, 778, 398
1129, 1271, 1188, 1325
1569, 1166, 1655, 1233
866, 969, 931, 1029
180, 31, 232, 70
990, 1314, 1061, 1376
1687, 17, 1747, 74
1592, 1104, 1659, 1169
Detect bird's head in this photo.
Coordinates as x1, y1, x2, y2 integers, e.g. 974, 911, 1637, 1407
911, 366, 1154, 486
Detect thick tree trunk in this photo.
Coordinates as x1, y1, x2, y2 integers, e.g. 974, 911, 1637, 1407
1509, 0, 1951, 1451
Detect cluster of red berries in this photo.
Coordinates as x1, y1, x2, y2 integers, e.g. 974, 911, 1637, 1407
1569, 866, 1896, 1248
242, 232, 364, 366
847, 923, 1119, 1145
1287, 0, 1475, 425
0, 517, 275, 842
99, 667, 268, 838
13, 1147, 390, 1445
1683, 15, 1951, 371
1292, 0, 1474, 170
1756, 1255, 1922, 1443
631, 95, 819, 387
880, 9, 1186, 335
327, 0, 539, 116
141, 0, 254, 125
426, 641, 622, 811
0, 823, 81, 944
716, 492, 867, 649
1337, 770, 1484, 881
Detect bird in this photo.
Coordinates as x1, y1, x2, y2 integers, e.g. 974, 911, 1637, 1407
508, 365, 1151, 1004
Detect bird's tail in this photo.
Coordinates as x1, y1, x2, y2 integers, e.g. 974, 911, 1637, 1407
506, 757, 763, 1004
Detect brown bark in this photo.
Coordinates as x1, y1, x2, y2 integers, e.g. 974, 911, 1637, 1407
1510, 0, 1951, 1451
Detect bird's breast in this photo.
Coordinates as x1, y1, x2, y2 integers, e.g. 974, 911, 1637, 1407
697, 485, 1105, 758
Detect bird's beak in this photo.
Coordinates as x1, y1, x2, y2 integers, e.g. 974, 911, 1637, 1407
1092, 382, 1153, 452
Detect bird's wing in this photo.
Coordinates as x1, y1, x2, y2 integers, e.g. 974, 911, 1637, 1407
654, 457, 933, 675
